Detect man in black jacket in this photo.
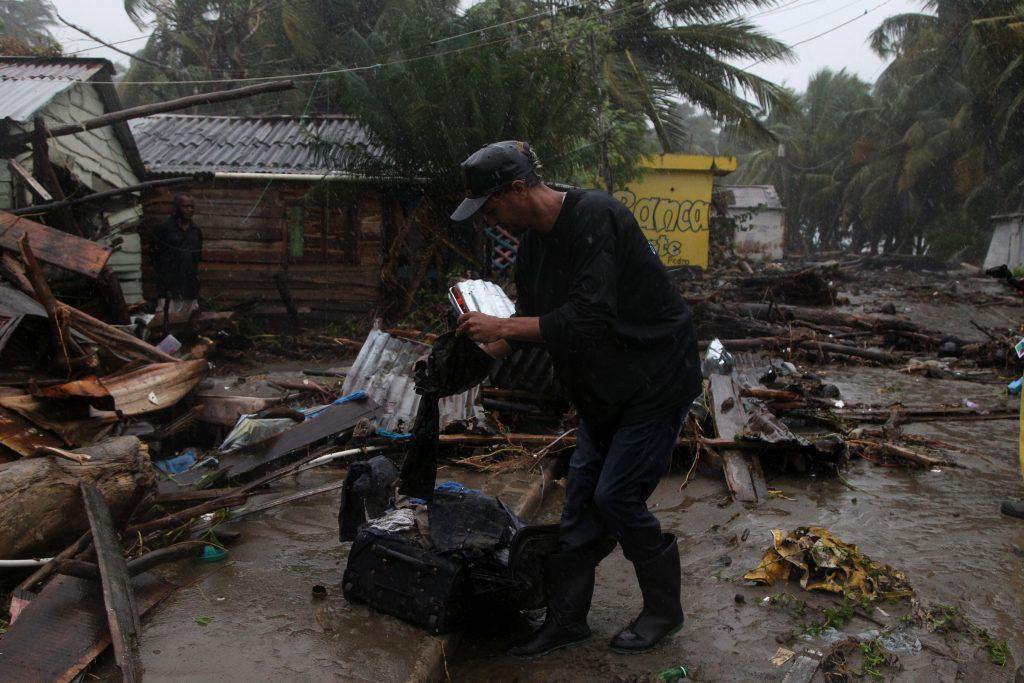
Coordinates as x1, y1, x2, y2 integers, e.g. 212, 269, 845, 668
151, 194, 202, 321
453, 141, 702, 657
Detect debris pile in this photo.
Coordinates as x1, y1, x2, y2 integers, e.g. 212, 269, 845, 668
743, 527, 913, 602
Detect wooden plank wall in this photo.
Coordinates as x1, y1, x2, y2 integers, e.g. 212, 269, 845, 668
141, 180, 384, 322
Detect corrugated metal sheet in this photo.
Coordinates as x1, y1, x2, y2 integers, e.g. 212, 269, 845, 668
0, 58, 106, 123
490, 345, 562, 397
130, 114, 386, 177
451, 279, 517, 317
341, 325, 486, 434
720, 185, 783, 211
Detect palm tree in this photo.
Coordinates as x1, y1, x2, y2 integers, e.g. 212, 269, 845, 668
0, 0, 61, 52
733, 69, 873, 251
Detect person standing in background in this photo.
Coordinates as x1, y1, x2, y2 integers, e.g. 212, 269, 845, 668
152, 193, 202, 323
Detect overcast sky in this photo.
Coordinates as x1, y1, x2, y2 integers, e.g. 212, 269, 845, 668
50, 0, 924, 90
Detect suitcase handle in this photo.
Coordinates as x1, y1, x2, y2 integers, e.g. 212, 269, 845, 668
373, 544, 438, 574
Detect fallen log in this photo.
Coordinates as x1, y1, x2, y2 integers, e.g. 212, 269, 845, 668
0, 436, 153, 560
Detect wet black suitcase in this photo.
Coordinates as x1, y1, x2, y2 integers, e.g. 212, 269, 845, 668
468, 523, 560, 611
342, 529, 468, 634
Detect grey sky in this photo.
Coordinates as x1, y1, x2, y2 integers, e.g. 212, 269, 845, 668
50, 0, 925, 90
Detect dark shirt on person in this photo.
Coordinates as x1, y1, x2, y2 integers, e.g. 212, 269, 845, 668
151, 216, 202, 299
513, 188, 701, 427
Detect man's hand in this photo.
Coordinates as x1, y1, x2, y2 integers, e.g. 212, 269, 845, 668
457, 312, 508, 344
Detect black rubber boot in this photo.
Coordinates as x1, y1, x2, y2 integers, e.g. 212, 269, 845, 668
1001, 501, 1024, 519
507, 551, 597, 657
610, 534, 684, 654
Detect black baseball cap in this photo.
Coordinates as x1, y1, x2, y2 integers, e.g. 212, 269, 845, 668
451, 140, 538, 221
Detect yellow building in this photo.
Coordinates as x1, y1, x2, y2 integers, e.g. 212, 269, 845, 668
614, 154, 737, 269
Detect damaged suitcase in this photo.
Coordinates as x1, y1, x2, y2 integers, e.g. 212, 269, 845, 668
342, 529, 469, 635
468, 523, 560, 611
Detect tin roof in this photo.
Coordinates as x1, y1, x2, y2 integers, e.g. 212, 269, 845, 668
130, 114, 387, 177
341, 325, 487, 434
719, 184, 784, 211
0, 57, 146, 180
0, 58, 107, 123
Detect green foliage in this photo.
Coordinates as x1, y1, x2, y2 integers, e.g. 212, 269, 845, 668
801, 598, 856, 636
118, 0, 792, 195
854, 638, 890, 681
0, 0, 61, 53
737, 1, 1024, 260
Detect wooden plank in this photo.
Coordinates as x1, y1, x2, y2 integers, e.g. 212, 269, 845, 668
7, 158, 52, 201
0, 212, 112, 278
721, 450, 768, 503
781, 655, 821, 683
0, 573, 174, 683
80, 482, 140, 682
169, 396, 378, 488
708, 373, 768, 504
0, 406, 64, 457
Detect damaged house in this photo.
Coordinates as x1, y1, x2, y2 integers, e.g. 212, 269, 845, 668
131, 114, 447, 324
0, 56, 147, 302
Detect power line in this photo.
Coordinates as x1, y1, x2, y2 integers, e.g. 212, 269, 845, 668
83, 2, 648, 86
747, 0, 832, 20
744, 0, 894, 69
431, 9, 552, 44
65, 33, 153, 56
775, 0, 870, 35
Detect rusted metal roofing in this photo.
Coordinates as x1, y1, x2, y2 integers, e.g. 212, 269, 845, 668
0, 58, 106, 123
341, 325, 487, 434
130, 114, 386, 177
719, 185, 783, 211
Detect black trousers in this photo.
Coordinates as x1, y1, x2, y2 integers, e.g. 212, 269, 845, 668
558, 404, 687, 564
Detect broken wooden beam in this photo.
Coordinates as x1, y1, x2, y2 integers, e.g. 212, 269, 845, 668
2, 81, 295, 150
17, 233, 82, 371
80, 481, 141, 682
6, 158, 51, 201
54, 543, 199, 581
0, 211, 112, 278
31, 115, 81, 236
10, 175, 202, 217
708, 374, 769, 504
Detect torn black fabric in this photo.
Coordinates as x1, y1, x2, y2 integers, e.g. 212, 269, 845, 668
399, 331, 493, 500
338, 454, 400, 542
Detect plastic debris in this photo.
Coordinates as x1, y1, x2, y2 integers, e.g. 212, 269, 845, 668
1008, 376, 1022, 396
154, 447, 198, 474
702, 338, 734, 377
155, 334, 181, 355
219, 414, 299, 452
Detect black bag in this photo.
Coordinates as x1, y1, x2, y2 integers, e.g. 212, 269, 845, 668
468, 524, 560, 611
342, 529, 469, 634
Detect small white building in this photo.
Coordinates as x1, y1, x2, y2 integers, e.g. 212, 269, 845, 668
0, 57, 147, 302
983, 212, 1024, 271
719, 184, 785, 262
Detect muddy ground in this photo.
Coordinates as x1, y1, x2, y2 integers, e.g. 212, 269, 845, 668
93, 268, 1023, 682
454, 365, 1023, 681
452, 272, 1024, 682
